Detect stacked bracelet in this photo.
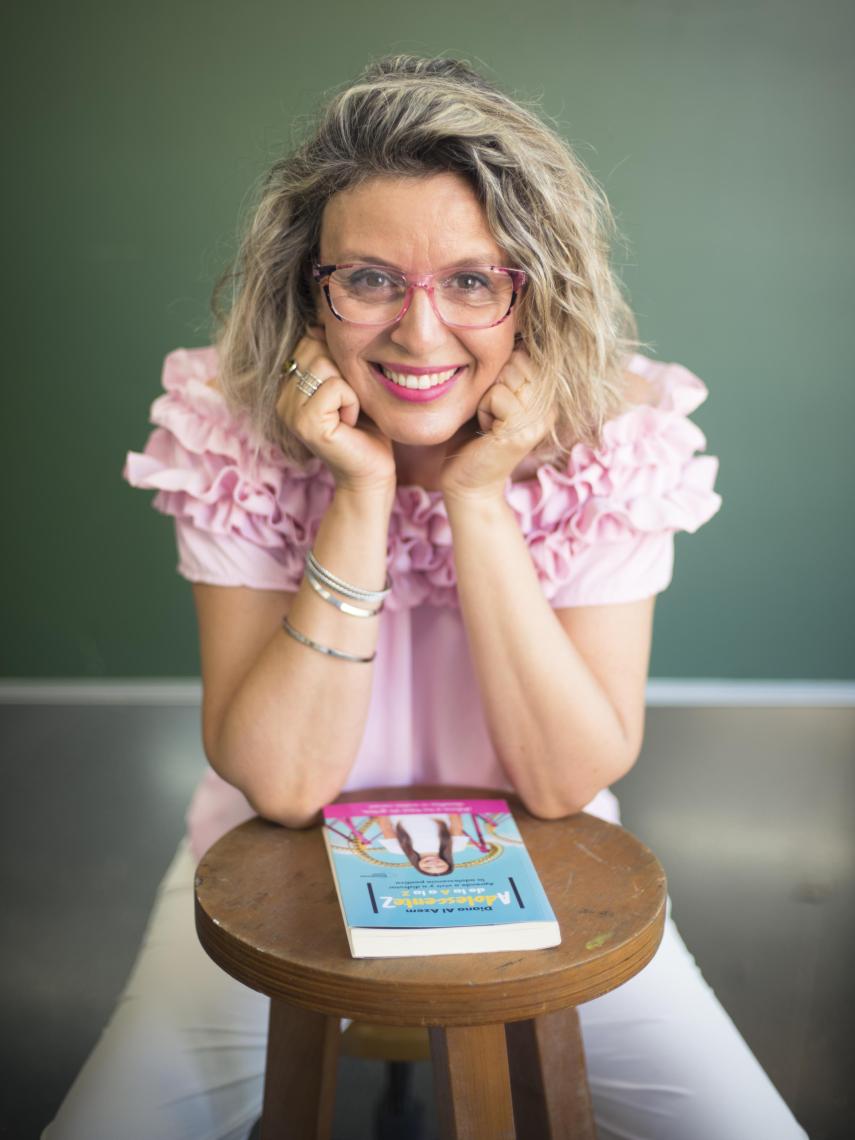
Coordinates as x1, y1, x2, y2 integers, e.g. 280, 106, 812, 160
280, 549, 390, 663
281, 617, 376, 663
305, 549, 391, 604
305, 572, 381, 618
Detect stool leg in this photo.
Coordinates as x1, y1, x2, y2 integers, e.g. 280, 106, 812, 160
261, 999, 340, 1140
506, 1008, 596, 1139
429, 1023, 516, 1140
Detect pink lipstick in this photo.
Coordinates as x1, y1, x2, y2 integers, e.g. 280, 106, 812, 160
369, 362, 466, 403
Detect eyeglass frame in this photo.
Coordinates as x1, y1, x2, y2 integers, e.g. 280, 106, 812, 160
311, 261, 528, 329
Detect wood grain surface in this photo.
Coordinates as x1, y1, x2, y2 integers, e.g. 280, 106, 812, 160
194, 785, 667, 1027
260, 1000, 339, 1139
506, 1007, 596, 1139
430, 1023, 516, 1139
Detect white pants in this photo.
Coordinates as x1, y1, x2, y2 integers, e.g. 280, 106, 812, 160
44, 839, 808, 1140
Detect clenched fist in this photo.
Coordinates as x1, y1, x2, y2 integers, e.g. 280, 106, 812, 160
277, 328, 397, 495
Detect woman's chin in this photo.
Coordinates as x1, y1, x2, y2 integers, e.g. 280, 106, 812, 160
370, 409, 477, 450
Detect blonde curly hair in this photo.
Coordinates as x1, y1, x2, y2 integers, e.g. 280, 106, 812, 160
211, 54, 651, 466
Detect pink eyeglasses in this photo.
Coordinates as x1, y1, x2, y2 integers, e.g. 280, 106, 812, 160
312, 262, 527, 329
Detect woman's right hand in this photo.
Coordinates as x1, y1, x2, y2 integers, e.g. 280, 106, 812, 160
277, 330, 397, 494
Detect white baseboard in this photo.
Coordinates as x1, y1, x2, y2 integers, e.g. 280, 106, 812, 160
0, 679, 852, 707
0, 679, 203, 705
646, 679, 855, 706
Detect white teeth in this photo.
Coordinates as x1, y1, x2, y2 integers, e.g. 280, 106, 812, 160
379, 365, 458, 388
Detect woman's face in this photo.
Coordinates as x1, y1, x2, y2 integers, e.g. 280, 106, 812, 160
315, 172, 518, 448
417, 854, 451, 875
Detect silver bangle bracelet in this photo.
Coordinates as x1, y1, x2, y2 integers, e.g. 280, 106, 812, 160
305, 549, 392, 603
305, 568, 383, 618
281, 617, 376, 663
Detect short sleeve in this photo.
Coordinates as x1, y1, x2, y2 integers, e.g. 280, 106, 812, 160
172, 518, 296, 589
122, 346, 336, 590
548, 530, 675, 608
506, 355, 722, 608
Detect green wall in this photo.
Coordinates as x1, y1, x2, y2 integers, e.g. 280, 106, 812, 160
4, 0, 853, 679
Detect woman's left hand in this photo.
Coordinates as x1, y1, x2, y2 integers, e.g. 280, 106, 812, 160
439, 348, 555, 504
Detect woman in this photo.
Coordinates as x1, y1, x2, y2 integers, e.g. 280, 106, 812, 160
376, 813, 469, 875
47, 55, 806, 1139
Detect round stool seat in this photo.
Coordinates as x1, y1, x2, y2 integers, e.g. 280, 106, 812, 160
194, 785, 667, 1139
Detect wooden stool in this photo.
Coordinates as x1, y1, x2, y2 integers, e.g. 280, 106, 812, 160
195, 785, 666, 1139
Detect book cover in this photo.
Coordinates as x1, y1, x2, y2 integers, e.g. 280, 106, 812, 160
322, 797, 560, 958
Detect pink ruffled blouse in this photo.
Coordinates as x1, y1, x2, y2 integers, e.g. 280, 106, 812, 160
124, 347, 721, 860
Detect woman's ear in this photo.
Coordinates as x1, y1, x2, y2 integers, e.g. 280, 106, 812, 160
303, 261, 327, 341
306, 286, 327, 342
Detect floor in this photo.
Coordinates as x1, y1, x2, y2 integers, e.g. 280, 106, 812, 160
2, 702, 853, 1139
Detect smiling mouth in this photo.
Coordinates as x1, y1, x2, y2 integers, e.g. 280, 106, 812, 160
374, 363, 465, 390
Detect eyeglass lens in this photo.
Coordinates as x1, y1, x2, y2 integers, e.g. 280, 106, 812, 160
327, 266, 515, 327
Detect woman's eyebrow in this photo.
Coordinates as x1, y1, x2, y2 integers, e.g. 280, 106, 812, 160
332, 251, 502, 268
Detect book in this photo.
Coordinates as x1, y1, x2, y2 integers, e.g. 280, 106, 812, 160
322, 797, 560, 958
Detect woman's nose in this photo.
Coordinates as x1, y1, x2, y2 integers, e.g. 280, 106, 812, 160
387, 287, 450, 354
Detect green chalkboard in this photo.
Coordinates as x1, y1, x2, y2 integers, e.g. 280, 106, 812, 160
3, 0, 853, 678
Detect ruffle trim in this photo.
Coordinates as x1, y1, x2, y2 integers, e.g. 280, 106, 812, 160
123, 347, 722, 610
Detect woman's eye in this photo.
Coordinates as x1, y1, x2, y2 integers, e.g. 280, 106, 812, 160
448, 271, 489, 291
351, 268, 396, 289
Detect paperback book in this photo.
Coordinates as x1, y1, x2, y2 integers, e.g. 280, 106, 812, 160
322, 797, 560, 958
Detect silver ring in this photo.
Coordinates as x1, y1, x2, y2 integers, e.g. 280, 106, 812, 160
296, 369, 326, 397
284, 358, 327, 398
